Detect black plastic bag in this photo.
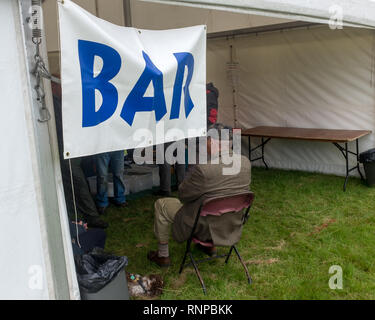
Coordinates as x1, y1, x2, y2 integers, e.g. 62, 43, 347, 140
75, 250, 128, 293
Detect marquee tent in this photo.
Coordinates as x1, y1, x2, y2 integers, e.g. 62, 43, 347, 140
1, 0, 374, 299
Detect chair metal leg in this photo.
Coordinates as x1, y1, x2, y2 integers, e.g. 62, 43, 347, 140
181, 244, 252, 293
179, 239, 192, 274
233, 246, 252, 285
189, 252, 207, 295
225, 246, 234, 264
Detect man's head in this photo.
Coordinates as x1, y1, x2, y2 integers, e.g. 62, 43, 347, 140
206, 123, 233, 156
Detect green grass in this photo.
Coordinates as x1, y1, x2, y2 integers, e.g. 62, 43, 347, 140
101, 167, 375, 300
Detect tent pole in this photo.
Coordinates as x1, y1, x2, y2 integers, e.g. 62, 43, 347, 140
229, 44, 238, 128
123, 0, 132, 27
208, 21, 318, 40
95, 0, 99, 17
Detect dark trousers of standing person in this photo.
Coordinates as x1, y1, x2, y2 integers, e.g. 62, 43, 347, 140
60, 157, 100, 222
159, 162, 186, 194
157, 141, 186, 195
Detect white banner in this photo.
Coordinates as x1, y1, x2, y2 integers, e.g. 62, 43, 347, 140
58, 0, 206, 159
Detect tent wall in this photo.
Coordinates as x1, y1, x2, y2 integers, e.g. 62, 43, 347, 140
43, 0, 126, 74
208, 26, 375, 175
0, 0, 79, 299
142, 0, 375, 29
130, 1, 375, 176
42, 0, 289, 74
43, 0, 125, 52
130, 0, 290, 33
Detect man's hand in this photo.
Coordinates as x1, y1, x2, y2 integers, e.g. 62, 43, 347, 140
72, 220, 88, 230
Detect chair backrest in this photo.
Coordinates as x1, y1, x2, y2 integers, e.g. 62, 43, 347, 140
200, 192, 254, 217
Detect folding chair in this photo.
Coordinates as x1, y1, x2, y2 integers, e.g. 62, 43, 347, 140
178, 191, 255, 294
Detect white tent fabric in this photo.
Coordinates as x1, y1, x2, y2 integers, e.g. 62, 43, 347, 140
141, 0, 375, 29
0, 0, 49, 299
207, 26, 375, 175
0, 0, 79, 299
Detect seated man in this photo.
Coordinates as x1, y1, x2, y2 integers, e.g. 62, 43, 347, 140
147, 123, 251, 267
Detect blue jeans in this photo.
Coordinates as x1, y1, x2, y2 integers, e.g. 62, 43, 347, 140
95, 151, 126, 208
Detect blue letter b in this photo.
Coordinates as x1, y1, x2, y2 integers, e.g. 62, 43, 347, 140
78, 40, 121, 127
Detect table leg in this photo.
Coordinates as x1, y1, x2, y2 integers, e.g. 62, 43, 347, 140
245, 137, 271, 168
343, 142, 349, 192
333, 141, 361, 192
261, 137, 269, 170
248, 136, 251, 160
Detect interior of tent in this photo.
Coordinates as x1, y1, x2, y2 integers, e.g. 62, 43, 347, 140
43, 0, 375, 177
5, 0, 375, 301
28, 0, 375, 299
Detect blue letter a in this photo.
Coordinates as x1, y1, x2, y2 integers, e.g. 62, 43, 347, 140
121, 51, 167, 126
78, 40, 121, 127
170, 52, 195, 119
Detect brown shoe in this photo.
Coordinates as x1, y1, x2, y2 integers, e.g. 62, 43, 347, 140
195, 243, 217, 257
147, 250, 171, 268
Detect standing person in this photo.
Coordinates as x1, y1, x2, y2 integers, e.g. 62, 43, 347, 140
95, 151, 127, 214
51, 77, 108, 229
206, 82, 219, 126
187, 82, 220, 169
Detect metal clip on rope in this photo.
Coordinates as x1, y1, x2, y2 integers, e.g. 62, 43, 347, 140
31, 0, 51, 123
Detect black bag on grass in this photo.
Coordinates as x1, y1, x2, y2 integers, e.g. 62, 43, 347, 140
360, 148, 375, 163
360, 148, 375, 187
74, 250, 128, 293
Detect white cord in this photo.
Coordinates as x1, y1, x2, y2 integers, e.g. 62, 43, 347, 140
371, 31, 375, 87
68, 159, 81, 248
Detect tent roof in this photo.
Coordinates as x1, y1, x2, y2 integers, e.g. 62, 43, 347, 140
141, 0, 375, 29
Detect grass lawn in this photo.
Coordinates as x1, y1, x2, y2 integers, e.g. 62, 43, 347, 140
101, 167, 375, 300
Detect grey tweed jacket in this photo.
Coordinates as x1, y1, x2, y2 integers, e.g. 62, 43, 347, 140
172, 155, 251, 246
